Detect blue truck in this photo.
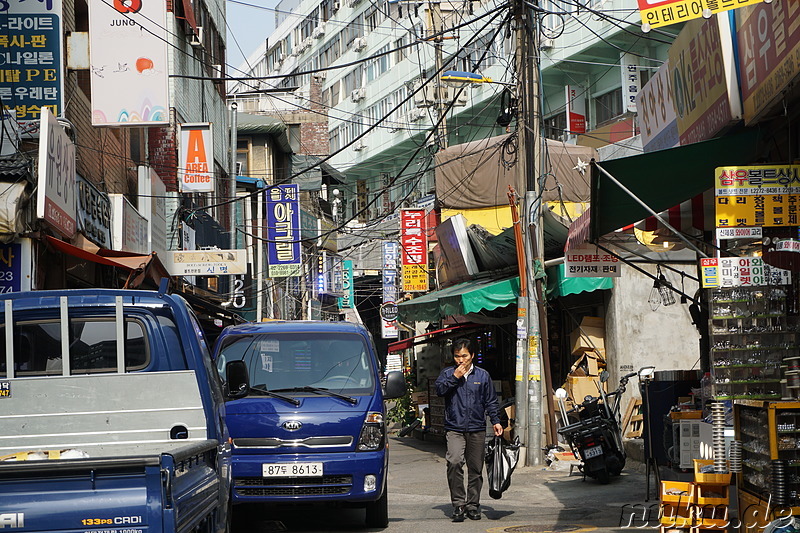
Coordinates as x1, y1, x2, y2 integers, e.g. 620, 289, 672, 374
0, 286, 232, 533
213, 320, 406, 528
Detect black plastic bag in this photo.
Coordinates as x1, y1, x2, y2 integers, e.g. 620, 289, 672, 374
485, 435, 520, 499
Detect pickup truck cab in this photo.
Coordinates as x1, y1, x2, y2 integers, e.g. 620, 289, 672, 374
213, 320, 405, 528
0, 287, 231, 533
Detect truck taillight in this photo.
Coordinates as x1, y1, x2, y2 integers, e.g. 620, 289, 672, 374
357, 412, 384, 451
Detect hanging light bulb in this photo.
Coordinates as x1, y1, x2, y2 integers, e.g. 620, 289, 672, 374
649, 278, 661, 311
658, 272, 677, 307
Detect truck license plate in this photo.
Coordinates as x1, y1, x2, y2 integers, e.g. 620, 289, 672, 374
583, 445, 603, 459
262, 463, 323, 477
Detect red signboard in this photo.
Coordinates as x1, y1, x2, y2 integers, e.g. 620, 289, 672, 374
400, 209, 428, 292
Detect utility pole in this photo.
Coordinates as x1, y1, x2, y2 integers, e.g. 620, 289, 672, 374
428, 0, 448, 149
514, 0, 549, 466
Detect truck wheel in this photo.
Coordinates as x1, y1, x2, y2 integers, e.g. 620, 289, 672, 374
365, 486, 388, 528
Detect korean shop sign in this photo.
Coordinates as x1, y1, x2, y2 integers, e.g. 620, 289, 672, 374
737, 0, 800, 125
700, 256, 791, 288
266, 184, 302, 278
715, 165, 800, 228
565, 244, 621, 278
638, 0, 763, 30
400, 208, 428, 292
0, 0, 63, 136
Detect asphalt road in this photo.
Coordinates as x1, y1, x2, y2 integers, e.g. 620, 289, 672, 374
231, 435, 655, 533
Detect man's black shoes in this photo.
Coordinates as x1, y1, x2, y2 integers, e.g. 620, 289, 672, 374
466, 508, 481, 520
452, 506, 466, 522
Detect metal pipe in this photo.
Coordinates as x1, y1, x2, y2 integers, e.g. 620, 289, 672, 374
5, 300, 13, 379
116, 296, 125, 373
60, 296, 70, 376
229, 101, 239, 249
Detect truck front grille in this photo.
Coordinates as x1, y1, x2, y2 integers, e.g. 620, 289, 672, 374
234, 475, 353, 497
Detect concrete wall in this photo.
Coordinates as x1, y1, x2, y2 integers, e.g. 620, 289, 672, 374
606, 262, 701, 410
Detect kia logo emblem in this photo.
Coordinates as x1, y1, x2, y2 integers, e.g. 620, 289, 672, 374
282, 420, 302, 431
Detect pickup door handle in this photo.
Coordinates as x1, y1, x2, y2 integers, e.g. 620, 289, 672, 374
161, 468, 173, 509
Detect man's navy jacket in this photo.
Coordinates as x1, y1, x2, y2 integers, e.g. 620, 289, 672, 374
435, 365, 501, 432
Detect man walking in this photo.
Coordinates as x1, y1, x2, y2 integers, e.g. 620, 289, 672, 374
435, 338, 503, 522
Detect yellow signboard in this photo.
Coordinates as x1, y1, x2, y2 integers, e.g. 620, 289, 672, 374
639, 0, 763, 29
715, 165, 800, 227
402, 264, 428, 292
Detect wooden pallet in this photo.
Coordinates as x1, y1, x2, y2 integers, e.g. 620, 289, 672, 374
622, 397, 644, 438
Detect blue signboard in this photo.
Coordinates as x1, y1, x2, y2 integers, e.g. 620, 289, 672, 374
266, 184, 302, 278
0, 0, 63, 135
0, 242, 22, 293
339, 259, 354, 309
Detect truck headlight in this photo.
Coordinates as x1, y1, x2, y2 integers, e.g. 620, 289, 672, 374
357, 412, 384, 451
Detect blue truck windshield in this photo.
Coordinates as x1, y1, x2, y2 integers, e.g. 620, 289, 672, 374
217, 332, 375, 394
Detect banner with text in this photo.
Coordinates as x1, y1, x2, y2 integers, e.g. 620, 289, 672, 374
715, 165, 800, 228
179, 123, 215, 193
266, 184, 302, 278
400, 208, 429, 292
565, 244, 621, 277
382, 241, 399, 339
700, 257, 791, 288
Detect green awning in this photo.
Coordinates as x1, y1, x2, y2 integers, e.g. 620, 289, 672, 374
545, 263, 613, 299
398, 276, 520, 323
590, 129, 761, 241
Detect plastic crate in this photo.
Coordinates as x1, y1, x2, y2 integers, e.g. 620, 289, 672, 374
661, 481, 694, 505
695, 485, 729, 506
660, 504, 694, 528
694, 504, 729, 529
693, 459, 732, 486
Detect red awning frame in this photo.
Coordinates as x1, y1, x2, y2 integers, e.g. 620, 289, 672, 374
387, 324, 478, 353
45, 236, 171, 289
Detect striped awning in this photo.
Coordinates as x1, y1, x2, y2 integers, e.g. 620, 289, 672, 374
621, 190, 714, 234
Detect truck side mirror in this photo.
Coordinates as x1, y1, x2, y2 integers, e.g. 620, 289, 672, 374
225, 360, 250, 399
383, 371, 406, 400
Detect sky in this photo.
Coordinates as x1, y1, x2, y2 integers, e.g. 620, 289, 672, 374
226, 0, 280, 74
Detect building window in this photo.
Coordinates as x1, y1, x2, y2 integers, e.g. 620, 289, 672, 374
594, 87, 622, 126
543, 112, 566, 141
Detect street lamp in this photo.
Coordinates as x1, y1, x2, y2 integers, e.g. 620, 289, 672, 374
440, 70, 514, 87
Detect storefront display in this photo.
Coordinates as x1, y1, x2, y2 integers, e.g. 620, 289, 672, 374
735, 401, 800, 523
709, 286, 798, 400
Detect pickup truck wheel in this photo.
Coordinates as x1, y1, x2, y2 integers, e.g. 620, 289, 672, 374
365, 486, 389, 528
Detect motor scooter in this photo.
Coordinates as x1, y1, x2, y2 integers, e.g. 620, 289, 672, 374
555, 368, 648, 483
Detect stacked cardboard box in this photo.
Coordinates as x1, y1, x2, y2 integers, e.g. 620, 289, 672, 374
562, 317, 607, 402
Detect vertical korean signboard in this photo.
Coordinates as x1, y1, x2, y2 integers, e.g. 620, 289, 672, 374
565, 86, 586, 135
339, 259, 354, 309
0, 0, 63, 135
620, 53, 640, 113
400, 208, 428, 292
179, 123, 214, 193
88, 0, 169, 125
37, 107, 75, 238
382, 241, 399, 339
266, 184, 302, 278
737, 0, 800, 125
0, 240, 32, 292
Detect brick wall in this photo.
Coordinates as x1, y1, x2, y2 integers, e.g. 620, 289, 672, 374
299, 75, 329, 156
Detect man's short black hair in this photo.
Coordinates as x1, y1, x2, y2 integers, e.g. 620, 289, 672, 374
452, 337, 475, 355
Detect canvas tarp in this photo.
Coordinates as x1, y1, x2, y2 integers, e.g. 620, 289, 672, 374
435, 134, 597, 209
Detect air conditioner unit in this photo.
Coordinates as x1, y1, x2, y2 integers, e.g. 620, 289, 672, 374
332, 1, 340, 12
189, 26, 203, 47
412, 79, 434, 108
353, 37, 367, 52
312, 23, 326, 38
211, 64, 224, 78
353, 140, 366, 151
350, 87, 366, 102
278, 52, 286, 63
540, 37, 555, 50
389, 121, 403, 132
303, 36, 313, 50
408, 108, 426, 121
